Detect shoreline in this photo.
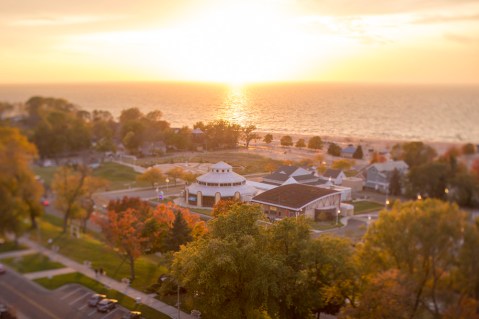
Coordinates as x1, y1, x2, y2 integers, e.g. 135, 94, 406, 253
255, 131, 463, 156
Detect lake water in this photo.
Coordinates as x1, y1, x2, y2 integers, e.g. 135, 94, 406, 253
1, 82, 478, 143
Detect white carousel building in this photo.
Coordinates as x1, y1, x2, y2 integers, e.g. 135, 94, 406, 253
185, 161, 257, 208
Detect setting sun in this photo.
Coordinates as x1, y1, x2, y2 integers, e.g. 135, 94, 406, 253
0, 0, 478, 84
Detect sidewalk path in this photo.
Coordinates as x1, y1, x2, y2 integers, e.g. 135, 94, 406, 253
0, 249, 37, 259
18, 237, 194, 319
24, 267, 75, 280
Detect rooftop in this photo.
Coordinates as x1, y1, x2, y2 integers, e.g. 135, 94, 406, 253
252, 184, 340, 210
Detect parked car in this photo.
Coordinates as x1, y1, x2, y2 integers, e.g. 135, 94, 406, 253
122, 311, 143, 319
0, 303, 17, 319
0, 264, 6, 274
96, 299, 117, 312
88, 293, 106, 307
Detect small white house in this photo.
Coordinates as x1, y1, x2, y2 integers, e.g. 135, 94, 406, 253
321, 169, 346, 185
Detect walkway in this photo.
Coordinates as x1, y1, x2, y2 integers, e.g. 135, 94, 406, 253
15, 237, 194, 319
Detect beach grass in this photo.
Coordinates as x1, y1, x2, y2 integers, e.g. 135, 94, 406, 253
1, 253, 64, 273
34, 272, 170, 319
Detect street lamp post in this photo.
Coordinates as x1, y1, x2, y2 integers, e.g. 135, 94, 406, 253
177, 279, 181, 319
336, 208, 340, 225
166, 178, 170, 193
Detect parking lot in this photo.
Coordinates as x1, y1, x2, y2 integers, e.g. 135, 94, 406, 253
53, 284, 135, 319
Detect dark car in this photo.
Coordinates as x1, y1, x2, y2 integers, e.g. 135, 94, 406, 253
96, 299, 117, 312
122, 311, 143, 319
0, 304, 17, 319
88, 293, 106, 307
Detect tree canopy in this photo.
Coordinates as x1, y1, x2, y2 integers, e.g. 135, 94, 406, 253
0, 127, 43, 241
307, 136, 323, 150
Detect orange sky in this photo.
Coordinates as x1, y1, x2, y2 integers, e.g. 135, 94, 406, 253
1, 0, 478, 84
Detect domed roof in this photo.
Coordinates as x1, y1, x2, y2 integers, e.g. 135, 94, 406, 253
211, 161, 232, 171
196, 162, 244, 184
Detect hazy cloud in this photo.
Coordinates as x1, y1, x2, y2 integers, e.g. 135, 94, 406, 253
444, 33, 479, 44
9, 15, 124, 27
299, 0, 478, 16
415, 13, 479, 24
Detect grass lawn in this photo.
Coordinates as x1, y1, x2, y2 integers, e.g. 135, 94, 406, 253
34, 162, 150, 191
92, 162, 150, 190
0, 241, 28, 253
351, 200, 385, 214
1, 253, 64, 273
33, 214, 168, 292
189, 208, 212, 216
139, 151, 284, 175
34, 272, 170, 319
32, 166, 59, 187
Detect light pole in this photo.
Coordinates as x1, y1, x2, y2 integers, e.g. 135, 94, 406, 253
166, 178, 170, 193
385, 198, 390, 210
177, 279, 181, 319
336, 208, 340, 225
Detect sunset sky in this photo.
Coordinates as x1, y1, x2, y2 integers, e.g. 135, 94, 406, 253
1, 0, 478, 84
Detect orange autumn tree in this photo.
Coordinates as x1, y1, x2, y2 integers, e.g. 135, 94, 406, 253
152, 202, 208, 249
95, 197, 207, 280
97, 208, 146, 281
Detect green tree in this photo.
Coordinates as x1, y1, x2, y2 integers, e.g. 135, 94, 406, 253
79, 176, 109, 232
295, 138, 306, 149
266, 217, 311, 318
165, 211, 192, 251
166, 167, 184, 186
396, 141, 437, 168
52, 165, 89, 232
308, 136, 323, 150
389, 168, 402, 196
91, 110, 116, 152
242, 124, 260, 149
0, 127, 44, 241
449, 172, 479, 207
332, 159, 355, 170
353, 145, 363, 159
136, 167, 165, 188
462, 143, 476, 155
327, 143, 341, 156
305, 236, 357, 317
172, 204, 276, 319
280, 135, 293, 147
263, 133, 273, 144
202, 119, 242, 150
454, 218, 479, 311
407, 162, 449, 199
358, 199, 466, 318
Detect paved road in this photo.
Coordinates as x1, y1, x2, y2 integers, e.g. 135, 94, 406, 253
0, 266, 130, 319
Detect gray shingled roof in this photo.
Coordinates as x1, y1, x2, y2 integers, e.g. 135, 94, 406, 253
323, 169, 342, 179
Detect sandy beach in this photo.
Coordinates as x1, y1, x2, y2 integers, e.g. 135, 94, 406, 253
255, 131, 463, 157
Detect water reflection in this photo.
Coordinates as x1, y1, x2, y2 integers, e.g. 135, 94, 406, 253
218, 84, 250, 126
